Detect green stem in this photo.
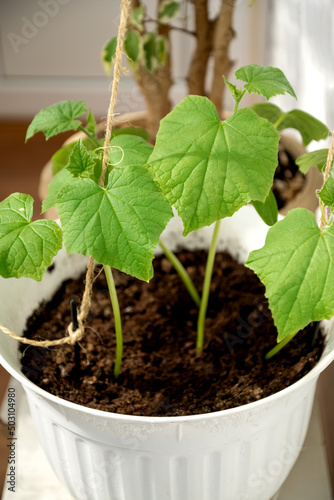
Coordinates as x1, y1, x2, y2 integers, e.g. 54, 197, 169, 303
233, 89, 246, 113
104, 265, 123, 378
265, 330, 298, 360
274, 113, 286, 130
78, 125, 101, 149
196, 219, 221, 353
159, 239, 201, 307
319, 198, 329, 227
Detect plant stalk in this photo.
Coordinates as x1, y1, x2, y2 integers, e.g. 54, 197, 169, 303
159, 239, 201, 307
196, 219, 221, 353
104, 265, 123, 378
70, 299, 81, 378
78, 125, 101, 149
265, 330, 299, 360
233, 89, 246, 113
265, 132, 334, 360
273, 113, 286, 130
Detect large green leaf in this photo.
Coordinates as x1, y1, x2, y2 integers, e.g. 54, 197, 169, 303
45, 136, 154, 213
108, 134, 153, 167
0, 194, 62, 280
252, 190, 278, 226
277, 110, 330, 146
318, 176, 334, 207
296, 149, 328, 174
26, 101, 86, 141
252, 103, 330, 146
52, 142, 77, 175
251, 103, 283, 126
56, 170, 173, 281
111, 127, 150, 141
235, 65, 297, 100
148, 95, 280, 235
246, 208, 334, 341
42, 168, 73, 213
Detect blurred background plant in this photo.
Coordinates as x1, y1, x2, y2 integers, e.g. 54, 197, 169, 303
102, 0, 237, 135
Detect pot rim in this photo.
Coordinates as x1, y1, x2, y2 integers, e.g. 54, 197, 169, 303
1, 321, 333, 424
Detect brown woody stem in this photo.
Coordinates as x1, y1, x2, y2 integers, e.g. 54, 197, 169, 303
209, 0, 237, 115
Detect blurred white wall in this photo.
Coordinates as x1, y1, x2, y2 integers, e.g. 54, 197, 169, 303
0, 0, 269, 120
267, 0, 334, 140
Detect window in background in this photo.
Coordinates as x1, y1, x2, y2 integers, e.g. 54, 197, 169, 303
268, 0, 334, 138
0, 0, 269, 119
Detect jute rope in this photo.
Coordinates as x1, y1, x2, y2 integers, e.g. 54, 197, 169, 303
100, 0, 129, 188
0, 0, 131, 348
320, 130, 334, 230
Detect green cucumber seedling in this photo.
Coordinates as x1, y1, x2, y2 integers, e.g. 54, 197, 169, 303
0, 64, 332, 377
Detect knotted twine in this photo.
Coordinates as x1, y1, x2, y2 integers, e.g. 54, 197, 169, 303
0, 0, 131, 348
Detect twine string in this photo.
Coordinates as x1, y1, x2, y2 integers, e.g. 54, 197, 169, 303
91, 145, 125, 167
320, 130, 334, 230
100, 0, 130, 188
0, 0, 131, 348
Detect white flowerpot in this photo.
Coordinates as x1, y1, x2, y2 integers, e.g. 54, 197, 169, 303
0, 206, 333, 500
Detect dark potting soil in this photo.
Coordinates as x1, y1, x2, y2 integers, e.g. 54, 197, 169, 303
273, 142, 305, 210
20, 251, 324, 417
